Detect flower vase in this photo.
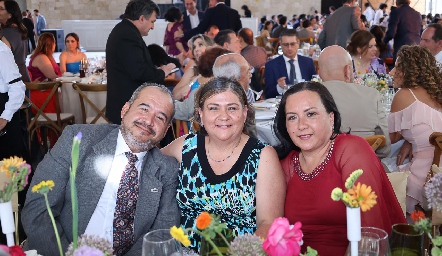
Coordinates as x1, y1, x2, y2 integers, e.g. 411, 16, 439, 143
0, 201, 15, 246
346, 207, 361, 256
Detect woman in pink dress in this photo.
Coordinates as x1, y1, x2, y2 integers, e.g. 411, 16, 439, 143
389, 45, 442, 220
273, 81, 406, 255
163, 7, 188, 56
27, 32, 61, 113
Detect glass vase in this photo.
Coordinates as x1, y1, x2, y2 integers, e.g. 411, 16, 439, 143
199, 229, 233, 256
389, 223, 424, 256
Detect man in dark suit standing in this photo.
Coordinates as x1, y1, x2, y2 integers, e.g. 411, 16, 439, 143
22, 84, 180, 256
383, 0, 421, 61
264, 29, 316, 99
183, 0, 242, 41
183, 0, 204, 32
105, 0, 176, 124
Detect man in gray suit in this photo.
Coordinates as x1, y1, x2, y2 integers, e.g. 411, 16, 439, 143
319, 45, 391, 158
318, 0, 362, 49
33, 9, 46, 38
22, 84, 180, 256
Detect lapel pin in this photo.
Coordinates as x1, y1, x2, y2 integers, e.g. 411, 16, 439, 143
151, 188, 158, 192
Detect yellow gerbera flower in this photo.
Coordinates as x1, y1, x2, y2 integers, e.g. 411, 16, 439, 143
170, 226, 191, 247
0, 156, 25, 177
348, 182, 377, 212
32, 180, 55, 194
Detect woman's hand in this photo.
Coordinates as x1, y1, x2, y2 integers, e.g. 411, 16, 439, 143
396, 140, 412, 166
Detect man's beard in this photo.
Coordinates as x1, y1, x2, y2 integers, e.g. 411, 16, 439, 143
120, 121, 157, 152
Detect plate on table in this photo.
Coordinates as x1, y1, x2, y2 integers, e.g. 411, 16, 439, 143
56, 77, 82, 83
253, 101, 275, 109
255, 111, 275, 120
62, 72, 79, 77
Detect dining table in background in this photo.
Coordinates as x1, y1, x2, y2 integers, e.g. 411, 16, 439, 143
56, 75, 107, 124
253, 98, 280, 146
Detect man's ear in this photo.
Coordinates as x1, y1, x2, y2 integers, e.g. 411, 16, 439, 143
121, 102, 130, 119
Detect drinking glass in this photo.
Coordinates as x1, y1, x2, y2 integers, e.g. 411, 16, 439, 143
389, 223, 424, 256
362, 227, 391, 256
142, 229, 182, 256
345, 227, 391, 256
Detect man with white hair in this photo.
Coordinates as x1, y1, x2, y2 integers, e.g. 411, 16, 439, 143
174, 53, 254, 121
318, 45, 390, 158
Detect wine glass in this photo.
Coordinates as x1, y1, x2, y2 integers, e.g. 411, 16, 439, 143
142, 229, 182, 256
362, 227, 391, 256
389, 223, 424, 256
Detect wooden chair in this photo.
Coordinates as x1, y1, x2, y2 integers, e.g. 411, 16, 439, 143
72, 83, 111, 124
258, 66, 265, 90
364, 135, 386, 151
267, 38, 280, 56
173, 119, 189, 139
299, 37, 313, 44
24, 82, 75, 153
313, 59, 319, 74
384, 58, 394, 73
255, 35, 266, 48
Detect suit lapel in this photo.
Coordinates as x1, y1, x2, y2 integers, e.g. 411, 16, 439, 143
277, 56, 289, 84
77, 127, 119, 234
133, 149, 163, 237
298, 55, 307, 80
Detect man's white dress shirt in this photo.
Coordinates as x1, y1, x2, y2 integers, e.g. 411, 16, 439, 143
364, 6, 375, 22
187, 10, 200, 29
0, 41, 25, 121
435, 50, 442, 63
276, 55, 303, 95
84, 131, 146, 243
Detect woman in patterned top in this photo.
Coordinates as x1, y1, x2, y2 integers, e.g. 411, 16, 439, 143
162, 77, 285, 251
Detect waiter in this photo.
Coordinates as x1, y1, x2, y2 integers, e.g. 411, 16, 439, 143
0, 33, 26, 159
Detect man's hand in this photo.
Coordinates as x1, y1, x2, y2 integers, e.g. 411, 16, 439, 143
159, 63, 177, 76
0, 118, 7, 130
397, 140, 412, 166
277, 77, 286, 89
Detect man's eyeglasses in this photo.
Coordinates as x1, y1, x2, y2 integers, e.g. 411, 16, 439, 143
281, 42, 298, 47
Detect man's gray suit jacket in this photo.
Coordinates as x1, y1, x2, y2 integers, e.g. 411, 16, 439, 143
22, 124, 180, 256
323, 80, 391, 158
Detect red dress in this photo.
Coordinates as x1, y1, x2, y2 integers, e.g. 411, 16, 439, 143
27, 53, 61, 113
281, 134, 406, 256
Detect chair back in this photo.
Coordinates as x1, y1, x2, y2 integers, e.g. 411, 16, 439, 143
429, 132, 442, 166
364, 135, 386, 151
25, 82, 64, 133
72, 83, 110, 124
255, 35, 266, 48
299, 37, 313, 44
267, 38, 280, 55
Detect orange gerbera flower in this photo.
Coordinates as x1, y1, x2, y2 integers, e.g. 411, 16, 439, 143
347, 182, 377, 212
196, 212, 212, 230
410, 211, 426, 222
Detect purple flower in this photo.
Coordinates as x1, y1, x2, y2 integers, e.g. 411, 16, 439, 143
74, 132, 82, 141
73, 245, 104, 256
425, 172, 442, 211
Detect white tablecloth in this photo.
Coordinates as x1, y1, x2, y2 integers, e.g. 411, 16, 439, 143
57, 75, 106, 124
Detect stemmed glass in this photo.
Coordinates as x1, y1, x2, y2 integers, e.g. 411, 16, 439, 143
250, 89, 263, 101
142, 229, 182, 256
345, 227, 391, 256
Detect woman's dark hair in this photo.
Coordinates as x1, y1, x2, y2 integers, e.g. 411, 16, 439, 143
147, 43, 181, 68
194, 77, 255, 136
1, 0, 27, 39
369, 25, 389, 56
264, 21, 272, 30
197, 47, 230, 77
347, 30, 375, 56
31, 32, 55, 58
65, 32, 80, 50
274, 81, 342, 159
164, 6, 182, 22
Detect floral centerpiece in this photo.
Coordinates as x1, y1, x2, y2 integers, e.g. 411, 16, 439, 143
359, 73, 392, 93
170, 212, 317, 256
410, 211, 442, 256
0, 156, 31, 249
32, 132, 113, 256
330, 169, 378, 256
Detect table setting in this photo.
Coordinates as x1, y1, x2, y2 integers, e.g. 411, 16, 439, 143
253, 98, 280, 146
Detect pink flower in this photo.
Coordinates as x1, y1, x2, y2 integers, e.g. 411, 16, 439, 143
263, 217, 303, 256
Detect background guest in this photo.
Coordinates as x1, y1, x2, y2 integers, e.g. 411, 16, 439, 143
21, 11, 34, 52
27, 32, 61, 113
0, 37, 25, 159
347, 30, 386, 78
162, 77, 285, 250
172, 34, 214, 100
388, 45, 442, 220
59, 33, 87, 74
370, 25, 393, 59
274, 81, 405, 255
0, 0, 30, 82
182, 0, 204, 32
163, 7, 188, 56
33, 9, 45, 41
241, 5, 251, 18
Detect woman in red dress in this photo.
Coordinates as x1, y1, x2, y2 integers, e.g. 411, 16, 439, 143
27, 32, 61, 113
273, 81, 406, 255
